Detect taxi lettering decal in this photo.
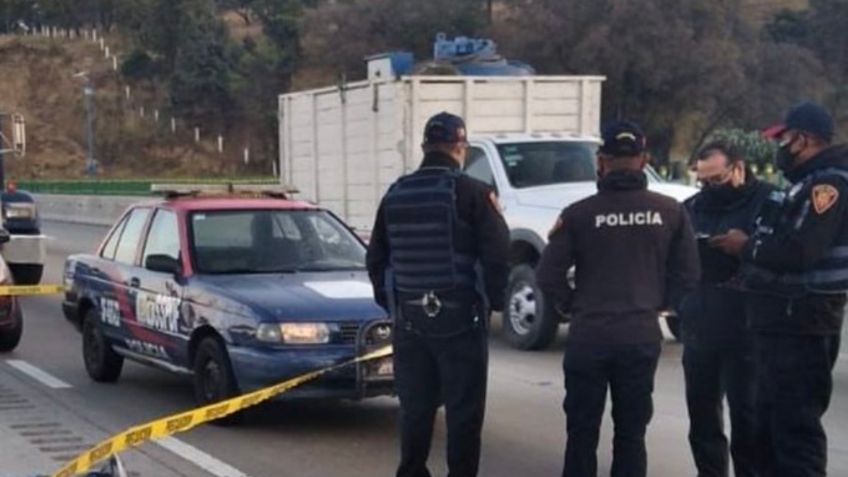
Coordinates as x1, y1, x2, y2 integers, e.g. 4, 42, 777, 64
99, 297, 121, 327
124, 338, 170, 359
135, 293, 181, 333
595, 211, 663, 228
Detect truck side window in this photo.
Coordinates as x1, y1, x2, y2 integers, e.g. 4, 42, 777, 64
464, 147, 496, 188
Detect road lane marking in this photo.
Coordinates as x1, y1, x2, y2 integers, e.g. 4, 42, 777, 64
156, 437, 250, 477
5, 360, 72, 389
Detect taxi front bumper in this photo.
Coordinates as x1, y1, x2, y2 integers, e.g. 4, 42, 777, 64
228, 321, 394, 400
228, 345, 394, 399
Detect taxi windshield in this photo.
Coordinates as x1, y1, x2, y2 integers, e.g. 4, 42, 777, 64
189, 209, 366, 274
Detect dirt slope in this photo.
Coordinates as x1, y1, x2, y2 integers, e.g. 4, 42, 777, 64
0, 35, 269, 180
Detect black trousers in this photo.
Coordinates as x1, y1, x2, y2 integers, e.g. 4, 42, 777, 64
753, 333, 841, 477
562, 342, 661, 477
682, 344, 757, 477
393, 326, 488, 477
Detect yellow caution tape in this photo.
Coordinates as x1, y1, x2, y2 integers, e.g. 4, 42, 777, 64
0, 284, 65, 296
51, 345, 394, 477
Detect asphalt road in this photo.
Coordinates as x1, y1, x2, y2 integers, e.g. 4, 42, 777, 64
1, 220, 847, 477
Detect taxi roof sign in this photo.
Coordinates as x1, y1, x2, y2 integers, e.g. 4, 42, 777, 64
150, 183, 299, 199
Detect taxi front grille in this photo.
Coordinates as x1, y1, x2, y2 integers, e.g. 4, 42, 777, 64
339, 322, 360, 344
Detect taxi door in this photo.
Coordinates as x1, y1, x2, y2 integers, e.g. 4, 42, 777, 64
129, 207, 187, 368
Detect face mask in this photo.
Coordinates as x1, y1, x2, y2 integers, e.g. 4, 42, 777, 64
702, 181, 742, 203
776, 137, 799, 173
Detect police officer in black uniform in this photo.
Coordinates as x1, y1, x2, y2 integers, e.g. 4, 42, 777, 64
536, 120, 700, 477
712, 102, 848, 477
681, 140, 776, 477
366, 112, 509, 477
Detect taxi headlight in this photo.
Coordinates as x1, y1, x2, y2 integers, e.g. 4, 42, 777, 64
257, 322, 331, 344
4, 203, 36, 219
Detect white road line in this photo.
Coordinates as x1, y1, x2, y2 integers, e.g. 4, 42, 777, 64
5, 360, 72, 389
157, 436, 250, 477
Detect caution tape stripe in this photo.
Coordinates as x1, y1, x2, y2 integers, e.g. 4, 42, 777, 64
51, 345, 393, 477
0, 284, 65, 296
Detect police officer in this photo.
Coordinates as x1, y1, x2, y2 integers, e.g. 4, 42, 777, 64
366, 112, 509, 477
537, 120, 700, 477
711, 102, 848, 476
681, 140, 776, 477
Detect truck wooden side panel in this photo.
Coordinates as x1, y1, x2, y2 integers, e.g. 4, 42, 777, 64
279, 76, 604, 230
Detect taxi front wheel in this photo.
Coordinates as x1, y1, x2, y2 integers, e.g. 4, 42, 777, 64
192, 337, 244, 426
82, 310, 123, 382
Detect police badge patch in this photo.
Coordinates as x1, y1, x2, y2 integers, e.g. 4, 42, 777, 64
812, 184, 839, 214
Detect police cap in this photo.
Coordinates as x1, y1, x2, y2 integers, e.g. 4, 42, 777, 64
763, 101, 834, 142
599, 120, 647, 157
423, 112, 468, 146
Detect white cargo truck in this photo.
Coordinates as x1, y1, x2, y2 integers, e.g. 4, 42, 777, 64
278, 72, 696, 350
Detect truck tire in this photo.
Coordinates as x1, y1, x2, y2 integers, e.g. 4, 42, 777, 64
0, 307, 22, 353
82, 309, 124, 382
9, 264, 43, 285
193, 337, 244, 426
503, 264, 560, 350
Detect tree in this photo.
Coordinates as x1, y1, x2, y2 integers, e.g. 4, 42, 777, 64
168, 0, 234, 122
300, 0, 486, 80
491, 0, 831, 162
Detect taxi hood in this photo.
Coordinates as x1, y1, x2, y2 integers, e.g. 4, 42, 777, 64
198, 271, 386, 322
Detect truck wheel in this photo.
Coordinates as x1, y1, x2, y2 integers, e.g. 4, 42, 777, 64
503, 264, 560, 351
193, 337, 244, 426
9, 264, 43, 285
82, 309, 123, 382
0, 306, 22, 353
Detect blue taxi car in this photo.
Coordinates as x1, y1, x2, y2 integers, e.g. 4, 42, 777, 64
61, 190, 393, 417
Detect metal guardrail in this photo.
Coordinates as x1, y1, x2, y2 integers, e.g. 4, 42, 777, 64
14, 178, 278, 196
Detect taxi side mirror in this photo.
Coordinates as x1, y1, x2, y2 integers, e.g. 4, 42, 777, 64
0, 229, 11, 244
145, 254, 181, 276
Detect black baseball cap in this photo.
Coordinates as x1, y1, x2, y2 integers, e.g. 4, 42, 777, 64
423, 112, 468, 145
763, 101, 834, 142
599, 120, 647, 157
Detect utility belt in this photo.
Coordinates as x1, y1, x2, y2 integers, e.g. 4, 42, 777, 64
395, 288, 486, 338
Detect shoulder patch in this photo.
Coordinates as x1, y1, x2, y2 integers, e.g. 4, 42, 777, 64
488, 191, 503, 216
812, 183, 840, 214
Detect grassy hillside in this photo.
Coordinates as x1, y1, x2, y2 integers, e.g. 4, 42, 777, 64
0, 35, 273, 181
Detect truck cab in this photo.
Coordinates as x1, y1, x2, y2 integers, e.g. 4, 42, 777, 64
463, 134, 696, 349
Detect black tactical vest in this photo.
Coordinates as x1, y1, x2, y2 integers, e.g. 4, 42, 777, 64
744, 168, 848, 295
383, 168, 477, 294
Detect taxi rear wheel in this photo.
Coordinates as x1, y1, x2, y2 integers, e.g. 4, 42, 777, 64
193, 337, 244, 426
82, 310, 124, 382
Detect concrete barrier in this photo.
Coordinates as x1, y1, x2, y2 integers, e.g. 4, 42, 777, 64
35, 194, 143, 226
